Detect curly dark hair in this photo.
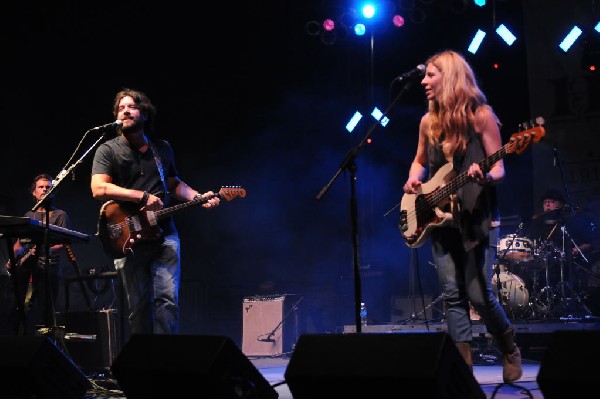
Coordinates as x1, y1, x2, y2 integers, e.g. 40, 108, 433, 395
112, 88, 157, 134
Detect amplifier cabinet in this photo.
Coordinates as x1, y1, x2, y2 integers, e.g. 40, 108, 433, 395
242, 295, 300, 356
57, 309, 120, 373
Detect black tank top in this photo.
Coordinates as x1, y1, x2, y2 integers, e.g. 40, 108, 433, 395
428, 129, 499, 251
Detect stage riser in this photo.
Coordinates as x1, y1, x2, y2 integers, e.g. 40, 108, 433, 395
343, 322, 600, 361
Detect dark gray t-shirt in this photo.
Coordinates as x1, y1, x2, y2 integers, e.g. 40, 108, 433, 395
91, 135, 178, 235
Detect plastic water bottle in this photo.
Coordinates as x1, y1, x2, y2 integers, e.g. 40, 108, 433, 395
360, 302, 368, 326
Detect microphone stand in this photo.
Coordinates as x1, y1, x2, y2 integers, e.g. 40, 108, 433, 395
31, 128, 113, 347
257, 296, 304, 345
551, 143, 583, 316
316, 79, 417, 333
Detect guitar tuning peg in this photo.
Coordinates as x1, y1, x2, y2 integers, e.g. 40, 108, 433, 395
535, 116, 545, 125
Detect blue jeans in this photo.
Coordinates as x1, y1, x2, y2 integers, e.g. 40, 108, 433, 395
115, 233, 181, 334
431, 226, 510, 342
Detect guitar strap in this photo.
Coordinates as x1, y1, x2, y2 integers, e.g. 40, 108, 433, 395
149, 141, 169, 195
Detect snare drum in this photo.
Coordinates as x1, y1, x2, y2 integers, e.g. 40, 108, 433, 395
492, 272, 529, 316
497, 234, 533, 262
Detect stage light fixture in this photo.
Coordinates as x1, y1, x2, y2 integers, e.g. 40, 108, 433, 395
354, 23, 366, 36
305, 20, 321, 36
496, 24, 516, 46
559, 25, 583, 52
468, 29, 487, 54
392, 14, 405, 28
371, 107, 389, 127
321, 30, 337, 45
323, 19, 335, 32
361, 4, 376, 19
474, 0, 486, 7
346, 111, 363, 133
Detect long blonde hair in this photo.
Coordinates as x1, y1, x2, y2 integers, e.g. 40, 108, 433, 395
425, 50, 491, 156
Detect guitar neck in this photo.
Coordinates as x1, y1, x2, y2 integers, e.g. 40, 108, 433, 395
154, 193, 217, 220
431, 144, 508, 204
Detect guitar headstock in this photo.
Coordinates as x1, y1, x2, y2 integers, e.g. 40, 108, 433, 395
218, 186, 247, 201
506, 117, 546, 155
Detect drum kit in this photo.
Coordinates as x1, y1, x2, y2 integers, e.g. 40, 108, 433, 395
492, 212, 593, 321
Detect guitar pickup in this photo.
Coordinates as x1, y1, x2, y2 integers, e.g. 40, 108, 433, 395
399, 210, 408, 232
146, 211, 158, 227
108, 223, 123, 240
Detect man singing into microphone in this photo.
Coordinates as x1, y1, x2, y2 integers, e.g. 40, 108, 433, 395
90, 88, 220, 335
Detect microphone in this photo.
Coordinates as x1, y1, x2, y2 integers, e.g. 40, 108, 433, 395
394, 64, 426, 81
91, 120, 123, 131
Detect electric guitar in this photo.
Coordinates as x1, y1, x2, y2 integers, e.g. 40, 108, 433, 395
399, 122, 545, 248
96, 186, 246, 259
5, 244, 37, 272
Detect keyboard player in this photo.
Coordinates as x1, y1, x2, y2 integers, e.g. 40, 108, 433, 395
5, 173, 72, 335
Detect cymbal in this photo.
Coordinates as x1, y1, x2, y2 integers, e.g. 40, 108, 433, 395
532, 206, 582, 224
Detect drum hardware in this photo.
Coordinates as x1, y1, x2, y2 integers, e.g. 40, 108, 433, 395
535, 241, 556, 316
524, 268, 552, 320
544, 225, 593, 319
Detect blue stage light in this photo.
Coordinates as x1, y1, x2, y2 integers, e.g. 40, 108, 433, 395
559, 25, 583, 52
371, 107, 389, 127
354, 23, 366, 36
496, 24, 517, 46
346, 111, 363, 133
468, 29, 487, 54
361, 4, 376, 19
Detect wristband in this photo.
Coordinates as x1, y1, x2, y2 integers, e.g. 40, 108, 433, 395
140, 191, 149, 206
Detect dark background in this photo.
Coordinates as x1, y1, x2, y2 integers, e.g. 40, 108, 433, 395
0, 0, 552, 345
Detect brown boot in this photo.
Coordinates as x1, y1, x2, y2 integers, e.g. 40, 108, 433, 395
455, 342, 473, 373
494, 325, 523, 383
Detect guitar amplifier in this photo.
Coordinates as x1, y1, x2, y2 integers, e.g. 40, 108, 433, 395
242, 295, 300, 356
56, 309, 120, 373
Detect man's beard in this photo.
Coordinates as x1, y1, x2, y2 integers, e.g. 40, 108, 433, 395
121, 119, 143, 134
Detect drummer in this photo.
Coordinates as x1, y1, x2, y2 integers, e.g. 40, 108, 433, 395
527, 188, 597, 295
528, 188, 595, 257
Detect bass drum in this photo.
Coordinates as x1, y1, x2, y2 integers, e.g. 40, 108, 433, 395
492, 272, 529, 318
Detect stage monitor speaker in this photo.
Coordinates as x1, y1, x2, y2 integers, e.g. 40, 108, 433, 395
284, 332, 485, 399
537, 330, 600, 399
111, 334, 278, 399
0, 335, 91, 399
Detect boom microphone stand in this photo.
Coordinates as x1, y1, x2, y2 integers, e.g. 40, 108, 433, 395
548, 143, 592, 318
316, 77, 419, 333
29, 195, 64, 345
31, 122, 118, 347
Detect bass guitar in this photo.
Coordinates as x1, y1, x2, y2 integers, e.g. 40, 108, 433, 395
399, 121, 545, 248
96, 186, 246, 259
